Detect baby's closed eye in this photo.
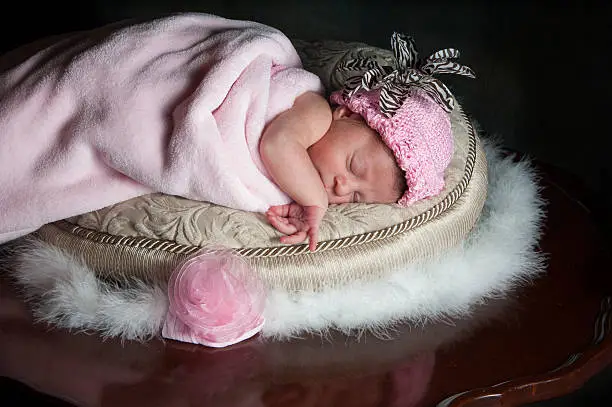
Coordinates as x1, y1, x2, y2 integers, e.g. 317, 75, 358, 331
350, 153, 365, 177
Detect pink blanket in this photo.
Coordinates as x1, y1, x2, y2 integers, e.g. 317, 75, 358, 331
0, 13, 323, 244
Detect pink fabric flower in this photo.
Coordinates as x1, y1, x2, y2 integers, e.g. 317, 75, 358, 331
162, 249, 266, 348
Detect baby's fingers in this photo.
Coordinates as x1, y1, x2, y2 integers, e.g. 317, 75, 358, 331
266, 204, 292, 218
307, 226, 319, 252
266, 214, 298, 235
279, 231, 308, 245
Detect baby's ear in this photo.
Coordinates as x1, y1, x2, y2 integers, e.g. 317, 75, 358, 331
332, 105, 352, 120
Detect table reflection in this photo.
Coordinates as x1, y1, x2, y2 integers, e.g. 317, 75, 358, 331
0, 274, 512, 407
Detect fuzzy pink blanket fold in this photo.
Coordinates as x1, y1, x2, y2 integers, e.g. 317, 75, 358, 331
0, 13, 323, 243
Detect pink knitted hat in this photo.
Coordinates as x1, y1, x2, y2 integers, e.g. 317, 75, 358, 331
331, 33, 475, 206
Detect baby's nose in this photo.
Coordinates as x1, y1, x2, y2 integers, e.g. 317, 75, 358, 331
333, 175, 353, 199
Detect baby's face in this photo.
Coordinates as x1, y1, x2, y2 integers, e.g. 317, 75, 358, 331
307, 106, 402, 204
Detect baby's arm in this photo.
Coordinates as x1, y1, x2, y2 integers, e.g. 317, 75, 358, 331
259, 91, 332, 251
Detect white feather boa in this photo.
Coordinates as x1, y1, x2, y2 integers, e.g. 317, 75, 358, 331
6, 139, 547, 342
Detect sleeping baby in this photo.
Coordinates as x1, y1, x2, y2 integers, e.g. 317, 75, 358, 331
0, 12, 474, 250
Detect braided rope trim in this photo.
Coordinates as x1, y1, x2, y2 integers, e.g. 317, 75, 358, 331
51, 108, 477, 259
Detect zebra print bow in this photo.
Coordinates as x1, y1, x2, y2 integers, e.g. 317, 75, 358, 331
337, 33, 476, 117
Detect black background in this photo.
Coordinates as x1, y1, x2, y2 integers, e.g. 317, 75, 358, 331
1, 1, 610, 405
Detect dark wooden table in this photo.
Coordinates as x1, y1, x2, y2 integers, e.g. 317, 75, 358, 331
1, 160, 611, 407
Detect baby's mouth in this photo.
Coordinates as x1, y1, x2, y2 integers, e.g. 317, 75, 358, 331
324, 187, 336, 203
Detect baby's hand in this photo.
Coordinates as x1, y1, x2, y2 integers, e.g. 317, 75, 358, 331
266, 204, 327, 252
